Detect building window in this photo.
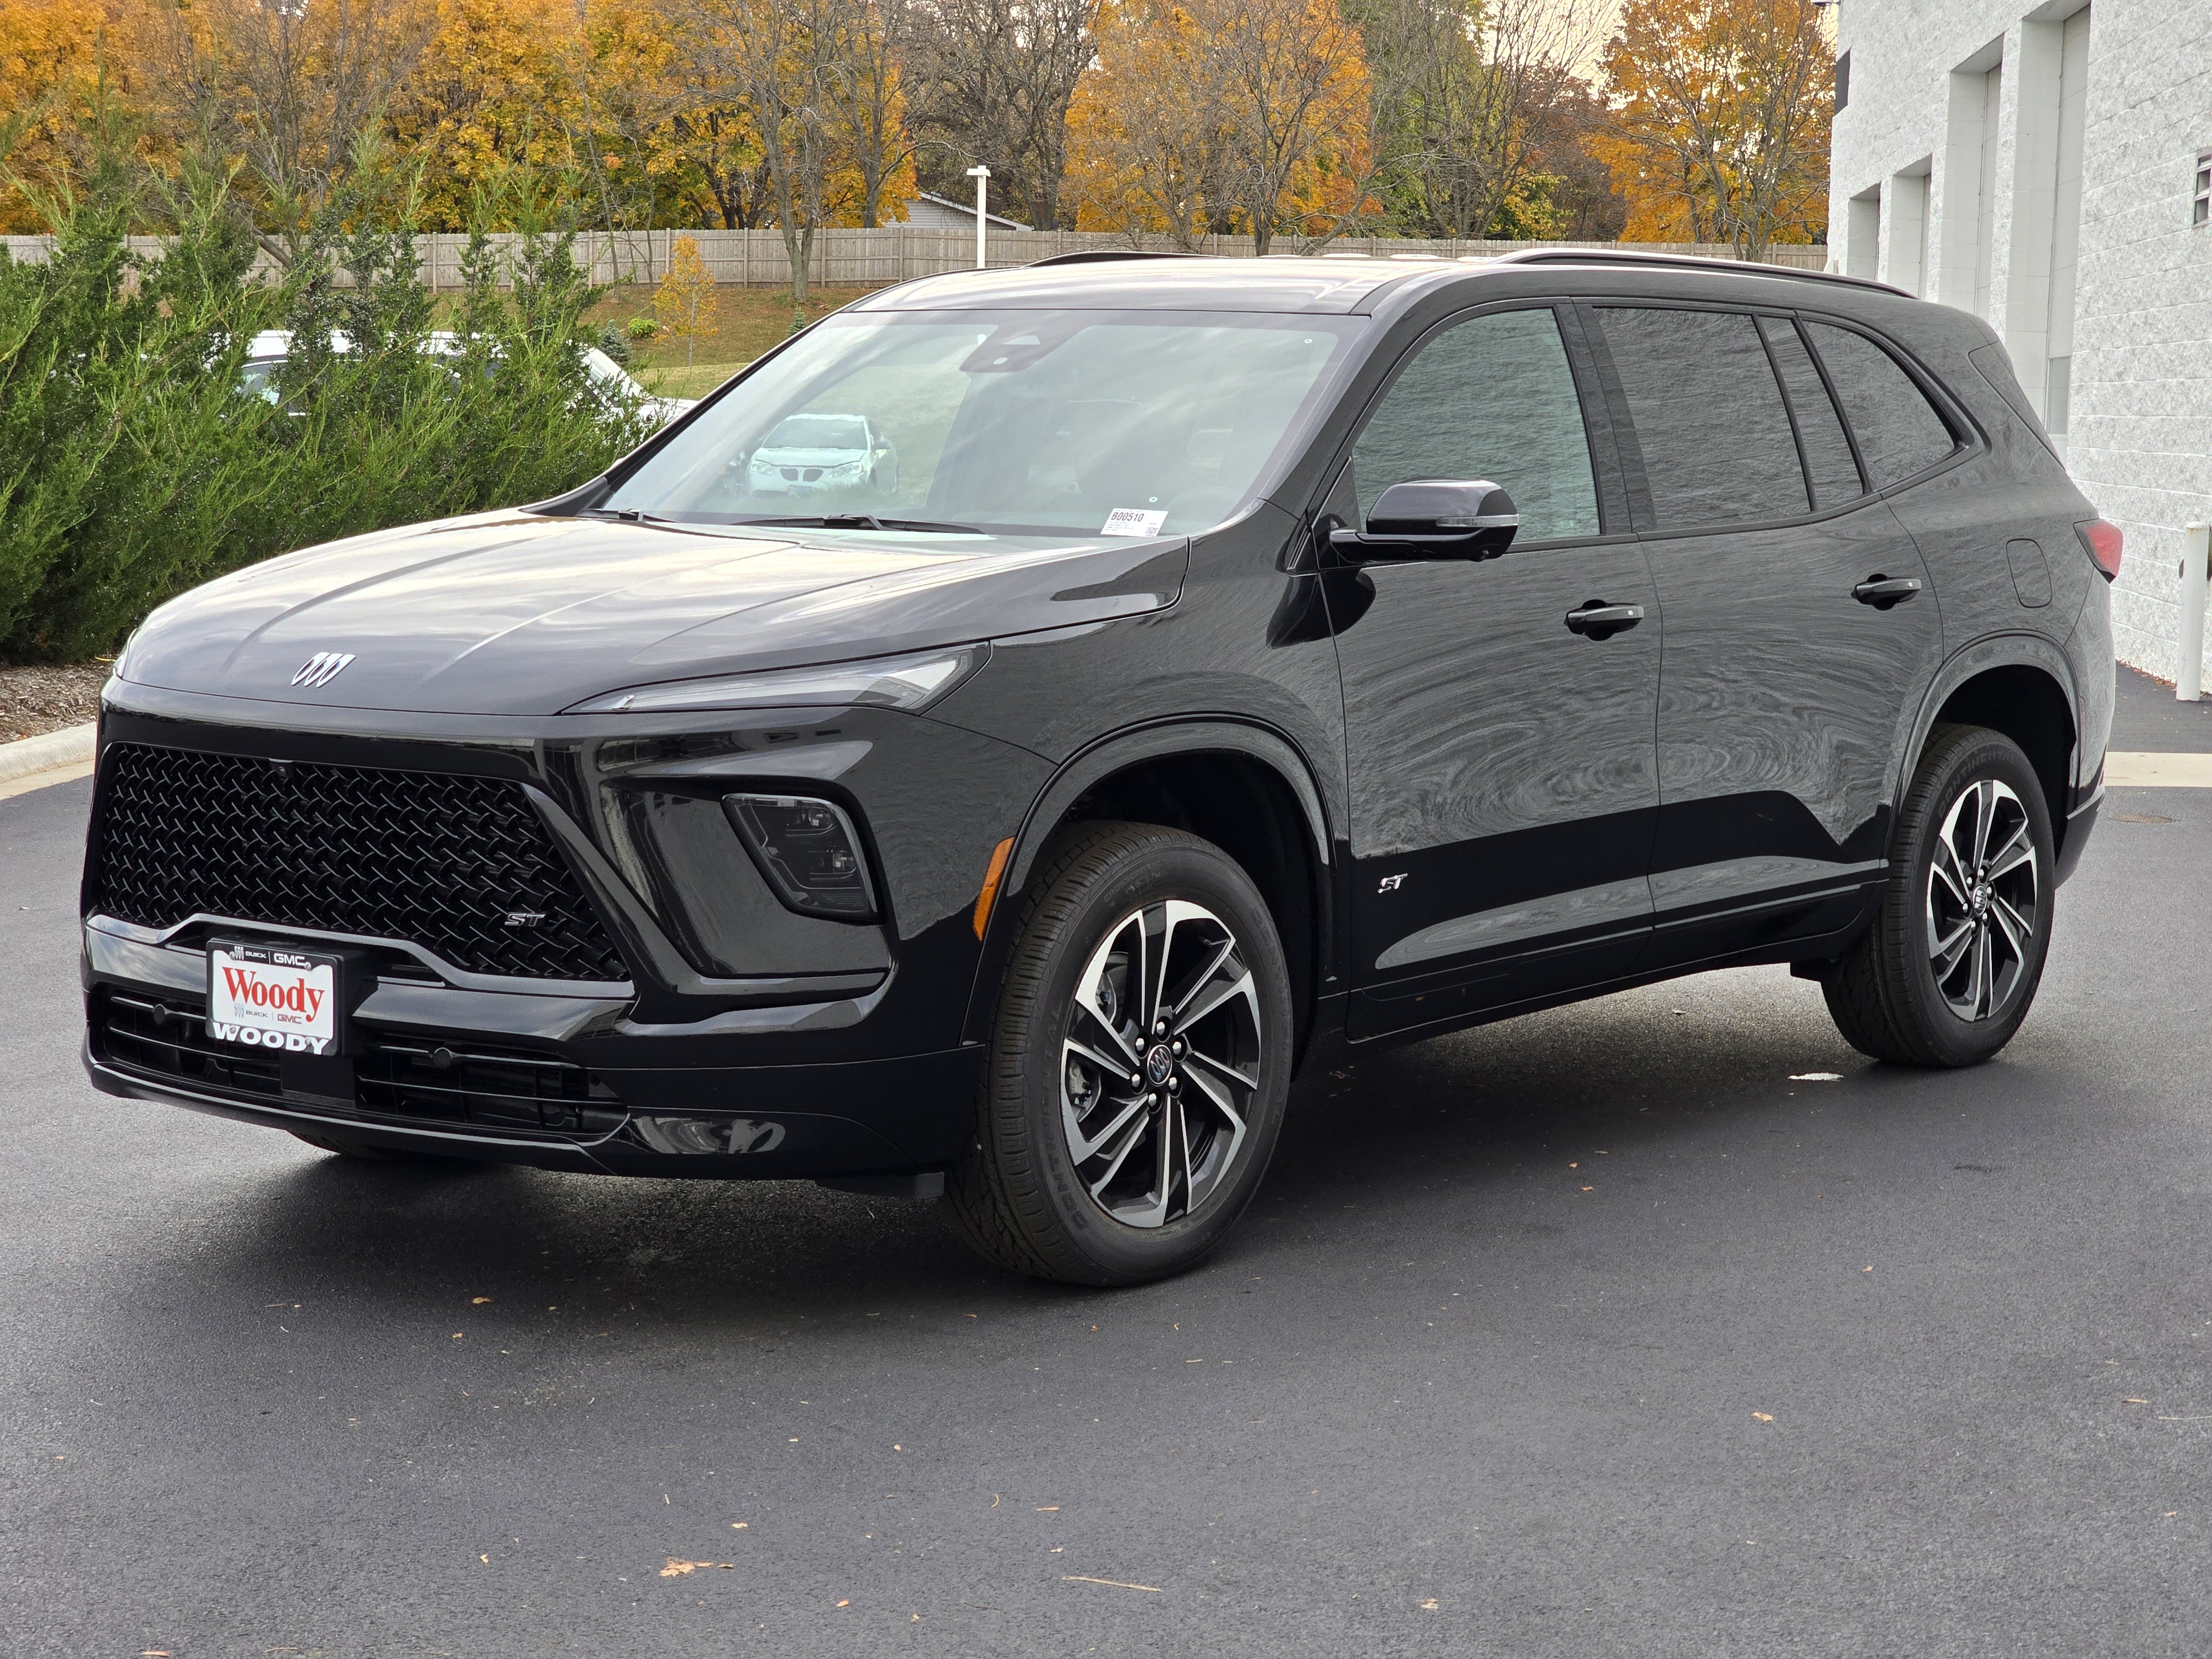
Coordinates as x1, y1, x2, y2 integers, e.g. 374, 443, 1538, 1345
2197, 152, 2211, 226
1835, 50, 1850, 112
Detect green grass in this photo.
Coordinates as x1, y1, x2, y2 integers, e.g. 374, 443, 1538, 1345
586, 285, 885, 399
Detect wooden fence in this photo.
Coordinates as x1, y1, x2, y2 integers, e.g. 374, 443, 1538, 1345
2, 228, 1833, 289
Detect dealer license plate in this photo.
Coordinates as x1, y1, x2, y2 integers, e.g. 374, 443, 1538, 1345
206, 941, 342, 1056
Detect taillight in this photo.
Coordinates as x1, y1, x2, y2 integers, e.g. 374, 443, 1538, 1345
2076, 519, 2124, 581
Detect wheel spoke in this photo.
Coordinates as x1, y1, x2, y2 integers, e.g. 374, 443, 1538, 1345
1983, 819, 2031, 879
1970, 779, 1999, 872
1178, 968, 1257, 1034
1086, 1109, 1150, 1202
1170, 937, 1238, 1024
1181, 1040, 1258, 1095
1066, 1031, 1136, 1082
1066, 1091, 1148, 1162
1180, 1058, 1248, 1132
1930, 917, 1974, 975
1989, 893, 2033, 961
1968, 922, 1991, 1019
1071, 1000, 1141, 1079
1931, 838, 1971, 906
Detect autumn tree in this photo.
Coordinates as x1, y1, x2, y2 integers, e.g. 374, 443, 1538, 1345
902, 0, 1095, 228
137, 0, 437, 260
652, 231, 718, 362
0, 0, 132, 232
389, 0, 576, 229
1598, 0, 1831, 255
1354, 0, 1609, 241
1067, 0, 1371, 252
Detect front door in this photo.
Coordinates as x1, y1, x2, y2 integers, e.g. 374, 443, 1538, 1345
1586, 304, 1948, 962
1324, 304, 1663, 1040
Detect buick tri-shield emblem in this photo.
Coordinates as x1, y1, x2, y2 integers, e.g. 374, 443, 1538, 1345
291, 651, 355, 688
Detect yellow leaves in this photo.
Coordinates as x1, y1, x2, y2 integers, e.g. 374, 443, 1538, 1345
1067, 0, 1373, 247
660, 1558, 733, 1575
1751, 1411, 1775, 1422
654, 235, 721, 364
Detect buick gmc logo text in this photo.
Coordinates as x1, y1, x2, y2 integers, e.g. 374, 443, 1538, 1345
291, 651, 355, 688
208, 965, 335, 1054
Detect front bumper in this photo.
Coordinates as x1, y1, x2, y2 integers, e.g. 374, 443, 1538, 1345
79, 685, 1048, 1176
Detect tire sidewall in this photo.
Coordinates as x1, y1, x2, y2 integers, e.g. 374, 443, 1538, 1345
1892, 729, 2055, 1064
999, 830, 1293, 1285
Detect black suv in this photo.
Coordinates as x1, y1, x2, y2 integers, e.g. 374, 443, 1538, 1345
81, 251, 2119, 1284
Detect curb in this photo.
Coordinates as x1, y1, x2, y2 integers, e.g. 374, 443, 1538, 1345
0, 722, 96, 785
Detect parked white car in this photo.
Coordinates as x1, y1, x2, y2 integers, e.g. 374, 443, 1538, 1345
237, 330, 693, 426
744, 413, 900, 497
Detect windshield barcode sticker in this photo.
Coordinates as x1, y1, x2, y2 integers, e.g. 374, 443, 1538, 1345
1101, 508, 1168, 538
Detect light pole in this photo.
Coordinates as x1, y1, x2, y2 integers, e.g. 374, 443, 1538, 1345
966, 165, 991, 269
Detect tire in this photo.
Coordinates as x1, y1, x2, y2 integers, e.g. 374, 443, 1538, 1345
945, 822, 1294, 1286
290, 1130, 467, 1166
1822, 724, 2055, 1066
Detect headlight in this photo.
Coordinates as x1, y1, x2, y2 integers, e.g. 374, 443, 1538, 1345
564, 644, 987, 715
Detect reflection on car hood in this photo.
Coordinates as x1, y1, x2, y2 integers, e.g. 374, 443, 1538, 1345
117, 509, 1188, 717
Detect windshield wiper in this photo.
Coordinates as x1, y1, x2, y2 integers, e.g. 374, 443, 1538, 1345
737, 513, 984, 534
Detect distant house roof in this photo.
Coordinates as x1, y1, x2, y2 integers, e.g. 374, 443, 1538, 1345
902, 191, 1027, 232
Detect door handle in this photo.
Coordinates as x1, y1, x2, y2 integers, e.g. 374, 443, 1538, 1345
1852, 575, 1924, 609
1564, 600, 1645, 639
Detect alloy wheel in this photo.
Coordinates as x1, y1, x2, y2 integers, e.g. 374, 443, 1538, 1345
1059, 899, 1262, 1229
1924, 777, 2039, 1021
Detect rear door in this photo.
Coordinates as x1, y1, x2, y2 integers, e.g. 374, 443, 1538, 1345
1323, 302, 1663, 1039
1585, 302, 1949, 962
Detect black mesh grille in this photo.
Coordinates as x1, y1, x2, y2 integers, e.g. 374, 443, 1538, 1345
91, 743, 628, 983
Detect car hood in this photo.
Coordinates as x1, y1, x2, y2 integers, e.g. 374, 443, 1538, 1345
117, 510, 1188, 717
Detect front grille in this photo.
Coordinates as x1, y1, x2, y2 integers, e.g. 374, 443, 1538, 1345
90, 743, 628, 983
99, 992, 285, 1100
357, 1039, 625, 1137
92, 993, 625, 1142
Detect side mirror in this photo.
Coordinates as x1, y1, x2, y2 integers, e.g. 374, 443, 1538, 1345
1331, 479, 1519, 561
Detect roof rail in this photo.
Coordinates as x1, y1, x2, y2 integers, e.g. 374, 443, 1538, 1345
1480, 247, 1908, 298
1026, 249, 1197, 267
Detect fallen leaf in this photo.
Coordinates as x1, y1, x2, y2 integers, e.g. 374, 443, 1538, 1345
1863, 1266, 1874, 1273
836, 1598, 851, 1607
1036, 1506, 1060, 1512
1420, 1598, 1440, 1610
731, 1522, 749, 1529
911, 1613, 921, 1623
2124, 1398, 2150, 1405
1752, 1412, 1774, 1423
479, 1554, 489, 1563
472, 1296, 492, 1305
893, 1444, 903, 1452
661, 1559, 733, 1577
1580, 1186, 1594, 1193
1063, 1575, 1162, 1593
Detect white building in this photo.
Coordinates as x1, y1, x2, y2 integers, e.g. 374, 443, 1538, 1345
1827, 0, 2212, 682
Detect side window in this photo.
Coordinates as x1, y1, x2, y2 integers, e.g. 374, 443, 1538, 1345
1597, 307, 1808, 528
1804, 321, 1960, 488
1351, 307, 1601, 544
1759, 316, 1866, 508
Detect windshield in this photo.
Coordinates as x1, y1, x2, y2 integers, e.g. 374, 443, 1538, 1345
601, 308, 1360, 537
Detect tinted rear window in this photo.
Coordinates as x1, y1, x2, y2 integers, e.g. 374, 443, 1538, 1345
1805, 322, 1959, 488
1599, 307, 1808, 529
1760, 317, 1865, 508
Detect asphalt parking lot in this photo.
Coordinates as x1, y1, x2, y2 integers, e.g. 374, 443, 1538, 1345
6, 671, 2211, 1658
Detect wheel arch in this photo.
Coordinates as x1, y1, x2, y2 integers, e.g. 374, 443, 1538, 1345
963, 719, 1334, 1062
1901, 638, 2080, 848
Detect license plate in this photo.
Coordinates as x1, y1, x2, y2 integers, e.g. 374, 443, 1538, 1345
206, 941, 342, 1056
